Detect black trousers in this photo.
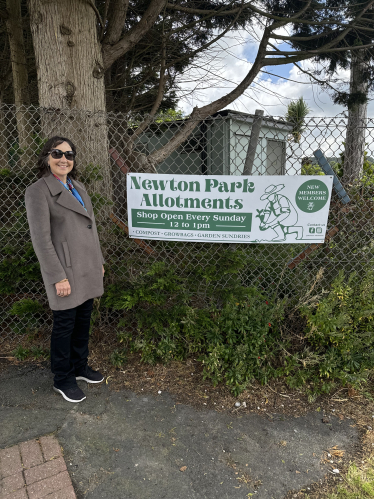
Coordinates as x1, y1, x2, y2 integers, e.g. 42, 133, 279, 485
51, 298, 94, 389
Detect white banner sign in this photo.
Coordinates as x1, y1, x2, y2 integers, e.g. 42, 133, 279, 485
127, 174, 333, 243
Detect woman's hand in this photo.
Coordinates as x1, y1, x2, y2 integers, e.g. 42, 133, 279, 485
55, 279, 71, 297
102, 265, 105, 276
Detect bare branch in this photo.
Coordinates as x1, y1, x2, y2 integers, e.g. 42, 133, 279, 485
260, 69, 310, 84
148, 26, 272, 166
130, 40, 167, 141
267, 0, 374, 65
100, 0, 111, 40
103, 0, 111, 25
270, 29, 339, 42
293, 61, 339, 93
271, 0, 312, 29
265, 42, 374, 59
353, 25, 374, 32
166, 2, 251, 16
170, 0, 238, 35
265, 41, 337, 92
166, 2, 245, 70
243, 0, 374, 28
85, 0, 104, 28
102, 0, 168, 71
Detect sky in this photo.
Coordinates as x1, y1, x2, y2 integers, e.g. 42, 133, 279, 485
175, 28, 374, 167
176, 28, 374, 120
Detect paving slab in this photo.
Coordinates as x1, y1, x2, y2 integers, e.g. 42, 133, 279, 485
0, 437, 75, 499
0, 363, 359, 499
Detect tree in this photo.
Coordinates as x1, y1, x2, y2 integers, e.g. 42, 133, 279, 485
285, 97, 311, 143
5, 0, 29, 108
7, 0, 374, 175
343, 51, 369, 182
5, 0, 32, 167
286, 0, 374, 182
0, 0, 38, 104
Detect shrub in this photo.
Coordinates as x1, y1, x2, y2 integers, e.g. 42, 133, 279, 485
30, 346, 49, 360
283, 270, 374, 400
110, 348, 128, 368
301, 163, 325, 176
11, 345, 49, 361
0, 242, 42, 295
200, 289, 284, 396
12, 346, 30, 361
9, 298, 45, 335
105, 260, 285, 394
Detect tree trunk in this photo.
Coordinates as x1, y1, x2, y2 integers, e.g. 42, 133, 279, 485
28, 0, 112, 201
0, 101, 8, 170
343, 51, 368, 183
6, 0, 33, 168
243, 109, 264, 175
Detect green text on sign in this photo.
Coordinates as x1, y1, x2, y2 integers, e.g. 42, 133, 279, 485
131, 209, 252, 232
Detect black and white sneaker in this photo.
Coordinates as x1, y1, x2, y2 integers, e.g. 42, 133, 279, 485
53, 386, 86, 403
75, 365, 104, 384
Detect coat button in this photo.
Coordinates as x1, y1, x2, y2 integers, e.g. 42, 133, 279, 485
87, 225, 92, 229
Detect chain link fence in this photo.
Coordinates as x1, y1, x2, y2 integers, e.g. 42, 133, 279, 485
0, 105, 372, 353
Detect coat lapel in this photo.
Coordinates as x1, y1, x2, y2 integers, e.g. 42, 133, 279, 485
43, 175, 93, 221
71, 179, 94, 219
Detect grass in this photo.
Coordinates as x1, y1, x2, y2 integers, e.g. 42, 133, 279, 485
310, 459, 374, 498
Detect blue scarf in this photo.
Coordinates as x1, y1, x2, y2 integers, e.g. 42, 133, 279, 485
53, 174, 87, 211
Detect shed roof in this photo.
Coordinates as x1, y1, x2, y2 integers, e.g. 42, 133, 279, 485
211, 109, 293, 130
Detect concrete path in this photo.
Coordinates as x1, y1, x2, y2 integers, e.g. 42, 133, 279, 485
0, 363, 358, 499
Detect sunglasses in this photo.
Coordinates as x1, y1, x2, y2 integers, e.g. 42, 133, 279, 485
49, 149, 75, 161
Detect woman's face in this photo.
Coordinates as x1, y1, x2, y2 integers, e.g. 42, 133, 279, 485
48, 141, 74, 179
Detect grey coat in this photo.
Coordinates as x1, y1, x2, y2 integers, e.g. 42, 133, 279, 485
25, 174, 104, 311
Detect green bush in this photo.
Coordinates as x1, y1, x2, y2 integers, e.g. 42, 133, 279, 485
12, 345, 49, 361
282, 270, 374, 400
301, 163, 325, 175
29, 346, 49, 360
110, 348, 128, 368
104, 261, 374, 398
331, 144, 374, 190
12, 346, 30, 361
9, 298, 45, 335
105, 260, 285, 395
200, 289, 284, 396
0, 242, 42, 294
105, 261, 194, 365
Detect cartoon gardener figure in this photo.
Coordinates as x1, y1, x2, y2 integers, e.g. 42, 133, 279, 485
257, 184, 303, 241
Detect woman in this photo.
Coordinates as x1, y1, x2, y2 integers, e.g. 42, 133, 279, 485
25, 136, 105, 403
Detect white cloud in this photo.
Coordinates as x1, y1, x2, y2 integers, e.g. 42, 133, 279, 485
176, 28, 374, 163
177, 28, 374, 119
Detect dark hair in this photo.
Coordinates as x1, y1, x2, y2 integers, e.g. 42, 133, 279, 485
37, 136, 78, 179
